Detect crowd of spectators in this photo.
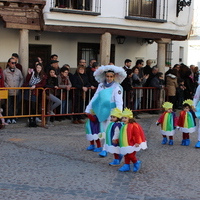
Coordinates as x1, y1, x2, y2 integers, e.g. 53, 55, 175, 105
0, 53, 199, 126
121, 59, 199, 118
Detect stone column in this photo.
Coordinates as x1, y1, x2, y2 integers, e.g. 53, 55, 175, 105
19, 29, 29, 76
155, 38, 171, 73
100, 32, 111, 65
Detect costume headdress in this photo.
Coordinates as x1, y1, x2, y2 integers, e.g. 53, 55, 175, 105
162, 102, 173, 110
110, 108, 122, 118
94, 65, 126, 83
182, 99, 193, 106
121, 108, 133, 119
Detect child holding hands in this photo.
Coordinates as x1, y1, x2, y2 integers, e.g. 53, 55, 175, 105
118, 108, 147, 172
177, 99, 196, 146
104, 108, 123, 166
85, 110, 104, 152
156, 102, 178, 145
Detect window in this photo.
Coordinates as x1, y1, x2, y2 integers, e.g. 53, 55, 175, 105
78, 43, 115, 66
51, 0, 101, 13
126, 0, 168, 22
128, 0, 156, 18
165, 42, 173, 67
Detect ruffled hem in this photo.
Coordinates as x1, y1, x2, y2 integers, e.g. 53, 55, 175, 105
161, 130, 176, 136
179, 127, 196, 133
86, 134, 100, 141
119, 142, 147, 155
104, 144, 120, 154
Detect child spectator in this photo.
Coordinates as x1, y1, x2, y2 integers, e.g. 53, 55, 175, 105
156, 102, 178, 145
176, 79, 186, 109
177, 99, 196, 146
118, 108, 147, 172
104, 108, 123, 166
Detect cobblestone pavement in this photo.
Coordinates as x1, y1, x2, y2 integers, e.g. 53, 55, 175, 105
0, 113, 200, 200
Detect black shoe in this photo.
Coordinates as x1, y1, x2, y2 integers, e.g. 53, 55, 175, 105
135, 116, 141, 119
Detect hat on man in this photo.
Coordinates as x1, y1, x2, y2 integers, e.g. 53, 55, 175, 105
50, 60, 59, 64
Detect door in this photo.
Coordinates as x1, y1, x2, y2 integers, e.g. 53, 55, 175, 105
29, 44, 51, 69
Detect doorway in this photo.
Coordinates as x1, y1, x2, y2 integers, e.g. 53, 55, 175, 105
29, 44, 51, 69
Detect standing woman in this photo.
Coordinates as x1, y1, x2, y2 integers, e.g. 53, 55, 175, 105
45, 68, 62, 115
72, 65, 94, 124
57, 67, 72, 115
85, 65, 126, 157
132, 66, 148, 119
165, 68, 178, 108
23, 63, 47, 126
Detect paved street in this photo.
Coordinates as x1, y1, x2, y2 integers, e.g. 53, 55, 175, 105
0, 114, 200, 200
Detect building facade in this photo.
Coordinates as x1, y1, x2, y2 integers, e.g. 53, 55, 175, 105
0, 0, 194, 75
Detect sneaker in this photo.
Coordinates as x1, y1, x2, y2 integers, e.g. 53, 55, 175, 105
6, 119, 11, 124
49, 111, 55, 115
11, 119, 16, 124
36, 117, 41, 123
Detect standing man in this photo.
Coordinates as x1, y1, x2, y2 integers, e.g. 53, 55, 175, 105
3, 58, 24, 124
11, 53, 23, 72
45, 54, 58, 74
143, 59, 152, 76
86, 58, 96, 76
79, 59, 87, 68
123, 59, 132, 72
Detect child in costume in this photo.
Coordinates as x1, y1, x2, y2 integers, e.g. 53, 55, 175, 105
118, 108, 147, 172
104, 108, 123, 166
177, 99, 196, 146
156, 102, 178, 145
85, 110, 104, 152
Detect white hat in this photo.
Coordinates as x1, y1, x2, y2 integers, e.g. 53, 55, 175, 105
94, 65, 126, 83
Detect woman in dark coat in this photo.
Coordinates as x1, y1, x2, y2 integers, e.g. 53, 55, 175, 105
72, 65, 94, 124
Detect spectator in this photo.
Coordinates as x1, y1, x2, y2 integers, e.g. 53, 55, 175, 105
165, 69, 178, 108
176, 79, 186, 109
45, 68, 62, 116
58, 67, 72, 115
3, 58, 24, 124
79, 59, 87, 68
132, 59, 144, 78
86, 58, 96, 77
149, 72, 165, 111
123, 59, 132, 72
143, 59, 152, 76
44, 54, 58, 73
121, 69, 133, 108
62, 64, 74, 84
132, 66, 148, 119
145, 66, 159, 87
49, 60, 60, 75
11, 53, 22, 72
87, 62, 99, 88
23, 63, 47, 127
72, 65, 93, 124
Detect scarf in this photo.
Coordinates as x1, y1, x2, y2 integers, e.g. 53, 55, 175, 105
103, 80, 115, 88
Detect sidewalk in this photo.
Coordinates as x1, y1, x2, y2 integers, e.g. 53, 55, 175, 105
0, 113, 199, 200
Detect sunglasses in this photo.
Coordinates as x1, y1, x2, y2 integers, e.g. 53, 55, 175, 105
11, 62, 16, 64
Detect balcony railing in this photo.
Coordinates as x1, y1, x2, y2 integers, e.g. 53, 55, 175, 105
50, 0, 101, 14
126, 0, 168, 22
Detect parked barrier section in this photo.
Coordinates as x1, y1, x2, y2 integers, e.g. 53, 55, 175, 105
0, 87, 168, 127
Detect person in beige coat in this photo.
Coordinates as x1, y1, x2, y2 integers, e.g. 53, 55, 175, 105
165, 69, 178, 109
3, 58, 24, 124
